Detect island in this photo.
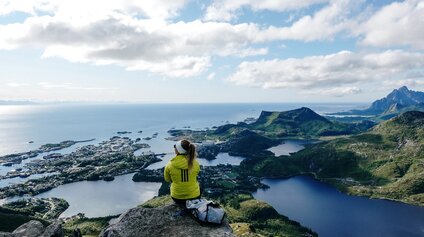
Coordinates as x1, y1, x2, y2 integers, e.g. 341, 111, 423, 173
0, 136, 160, 199
0, 139, 96, 166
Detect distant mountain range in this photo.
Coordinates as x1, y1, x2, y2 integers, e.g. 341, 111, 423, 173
332, 86, 424, 118
205, 107, 375, 157
213, 107, 374, 140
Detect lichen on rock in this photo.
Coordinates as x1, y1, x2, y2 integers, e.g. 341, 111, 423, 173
99, 204, 234, 237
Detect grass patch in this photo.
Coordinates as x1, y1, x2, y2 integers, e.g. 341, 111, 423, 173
63, 216, 117, 236
139, 195, 173, 208
0, 206, 49, 232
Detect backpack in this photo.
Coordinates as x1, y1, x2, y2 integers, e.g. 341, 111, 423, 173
186, 199, 225, 225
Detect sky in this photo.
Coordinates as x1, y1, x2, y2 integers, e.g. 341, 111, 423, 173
0, 0, 423, 103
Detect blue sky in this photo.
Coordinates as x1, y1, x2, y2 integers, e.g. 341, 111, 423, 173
0, 0, 423, 103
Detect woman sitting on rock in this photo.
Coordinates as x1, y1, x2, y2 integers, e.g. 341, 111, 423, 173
164, 139, 201, 206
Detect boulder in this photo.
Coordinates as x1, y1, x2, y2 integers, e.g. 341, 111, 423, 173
41, 220, 64, 237
99, 204, 234, 237
12, 220, 45, 237
3, 220, 63, 237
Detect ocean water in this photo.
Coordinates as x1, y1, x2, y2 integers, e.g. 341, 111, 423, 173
0, 103, 365, 156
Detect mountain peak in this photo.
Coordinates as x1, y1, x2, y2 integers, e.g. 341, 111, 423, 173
388, 86, 411, 97
297, 107, 314, 112
398, 86, 409, 92
364, 86, 424, 114
288, 107, 329, 122
254, 107, 330, 127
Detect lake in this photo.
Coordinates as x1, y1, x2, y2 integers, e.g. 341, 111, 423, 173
267, 139, 314, 156
253, 176, 424, 237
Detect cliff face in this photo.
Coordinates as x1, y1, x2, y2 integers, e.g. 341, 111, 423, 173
100, 204, 234, 237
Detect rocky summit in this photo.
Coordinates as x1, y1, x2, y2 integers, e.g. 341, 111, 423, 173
100, 204, 234, 237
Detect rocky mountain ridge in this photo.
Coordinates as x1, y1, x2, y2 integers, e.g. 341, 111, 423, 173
333, 86, 424, 117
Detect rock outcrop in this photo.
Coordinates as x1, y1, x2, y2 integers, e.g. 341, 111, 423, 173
99, 204, 235, 237
0, 220, 63, 237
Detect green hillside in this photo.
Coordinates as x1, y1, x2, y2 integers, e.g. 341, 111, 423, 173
250, 111, 424, 206
212, 107, 373, 140
0, 206, 49, 232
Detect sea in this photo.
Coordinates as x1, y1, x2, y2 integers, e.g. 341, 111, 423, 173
0, 103, 364, 156
1, 103, 424, 237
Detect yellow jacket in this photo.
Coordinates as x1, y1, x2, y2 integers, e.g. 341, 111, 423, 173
164, 154, 200, 199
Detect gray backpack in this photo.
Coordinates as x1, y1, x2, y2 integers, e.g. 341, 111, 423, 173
186, 199, 225, 224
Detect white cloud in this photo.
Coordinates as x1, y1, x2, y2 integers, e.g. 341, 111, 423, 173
207, 72, 216, 80
4, 7, 355, 78
357, 0, 424, 49
0, 0, 188, 20
37, 82, 118, 91
305, 86, 362, 97
0, 0, 369, 79
0, 16, 272, 77
227, 50, 424, 96
38, 82, 72, 88
1, 0, 422, 82
382, 79, 424, 90
204, 0, 329, 22
7, 82, 30, 87
248, 0, 359, 42
125, 56, 211, 78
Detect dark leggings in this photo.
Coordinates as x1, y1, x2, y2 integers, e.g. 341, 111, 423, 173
172, 195, 201, 208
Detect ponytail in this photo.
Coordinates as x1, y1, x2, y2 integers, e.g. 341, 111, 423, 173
187, 143, 196, 169
180, 140, 196, 169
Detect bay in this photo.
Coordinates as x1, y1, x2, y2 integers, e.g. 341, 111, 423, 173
253, 176, 424, 237
34, 173, 161, 218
